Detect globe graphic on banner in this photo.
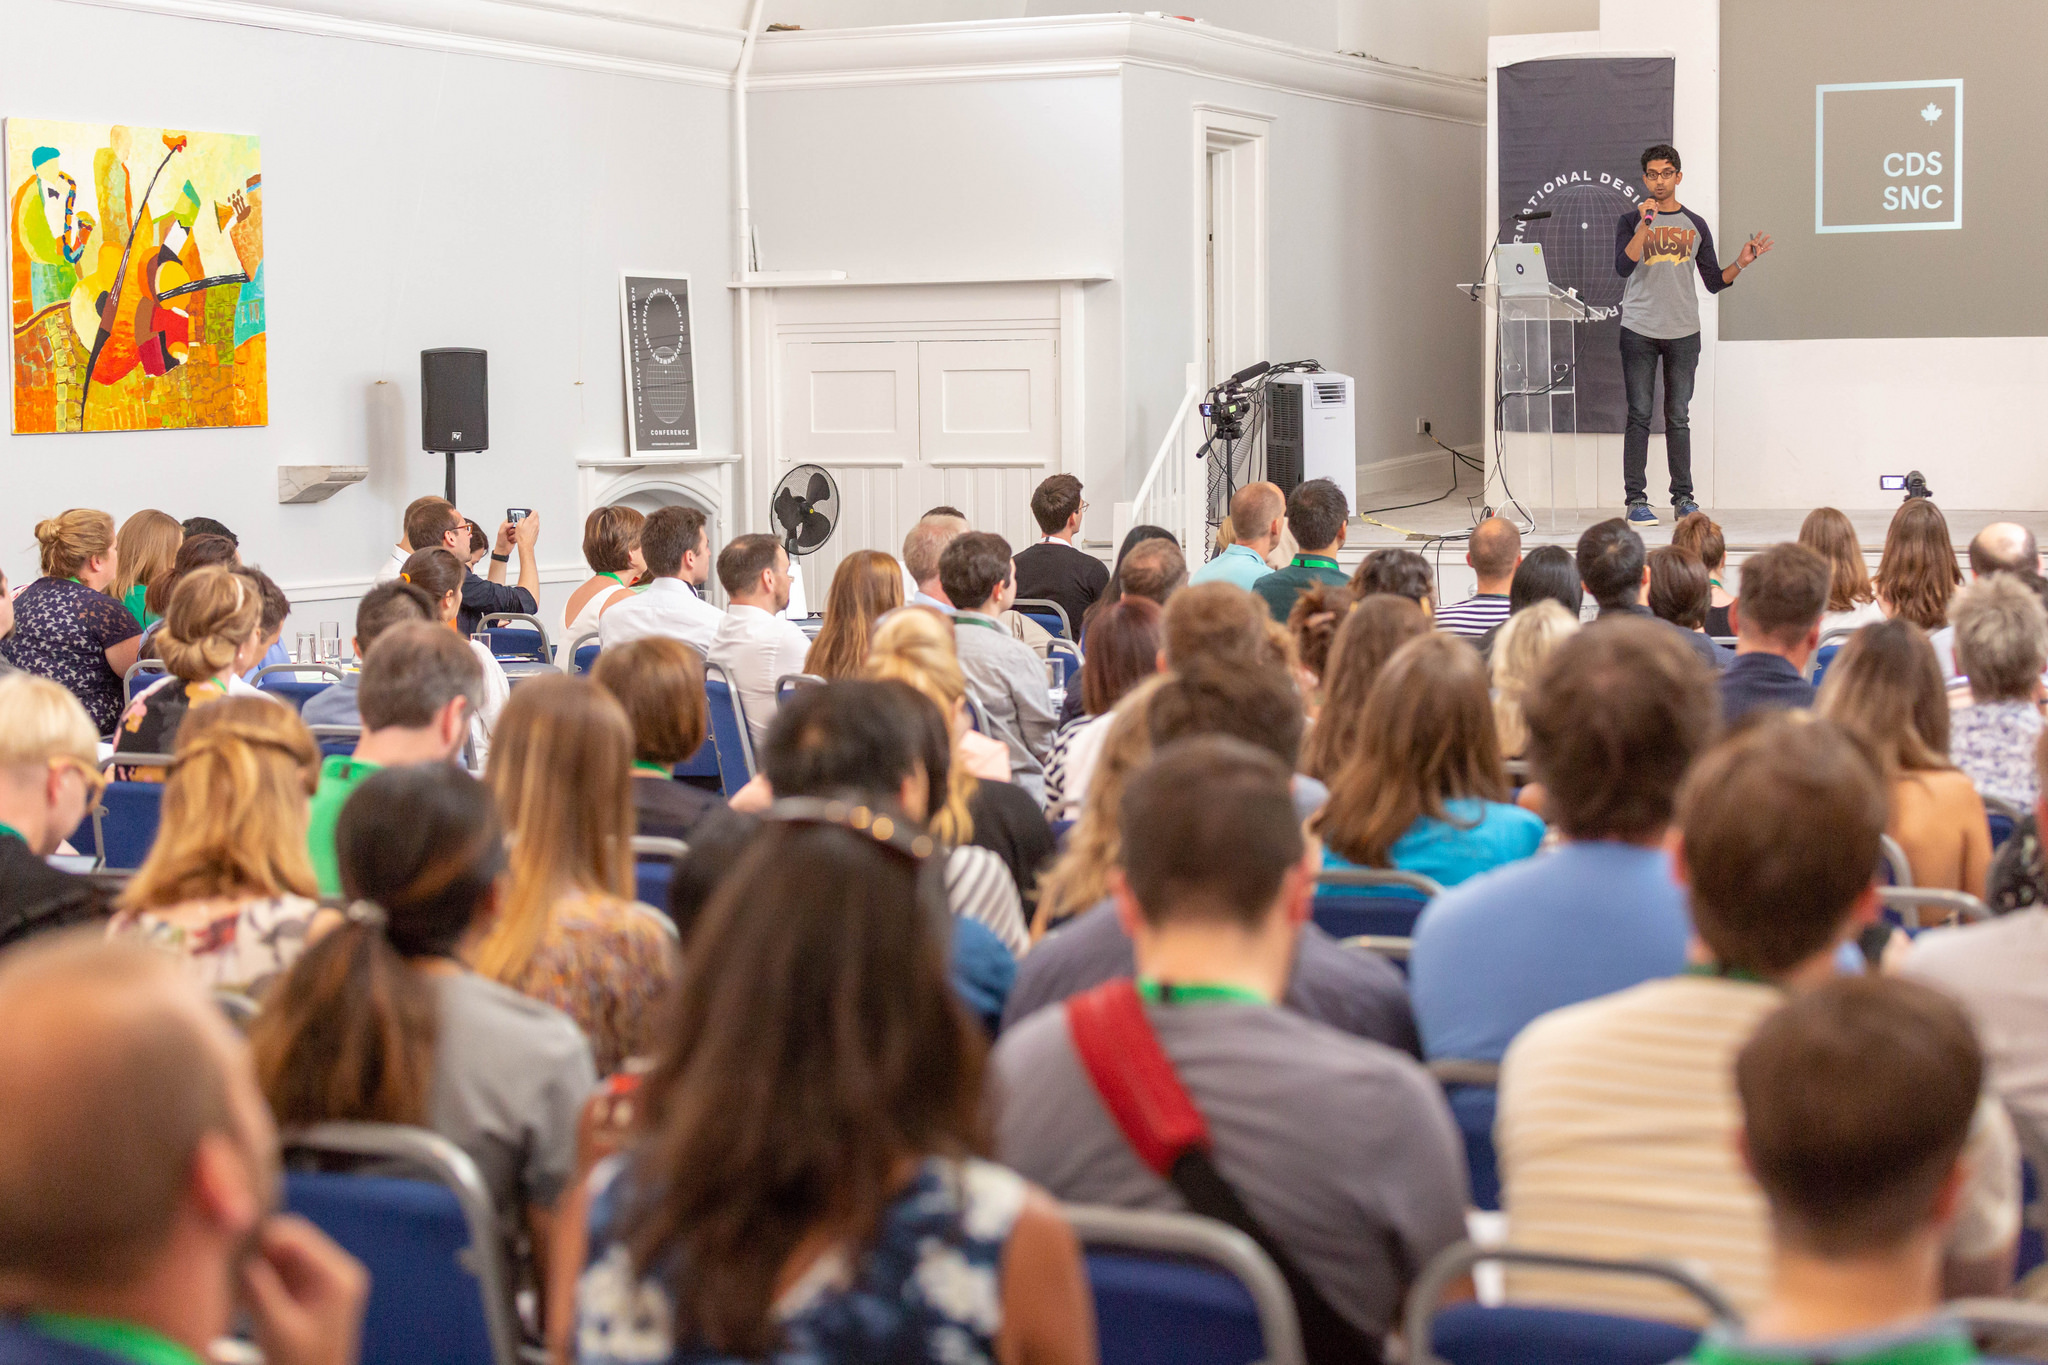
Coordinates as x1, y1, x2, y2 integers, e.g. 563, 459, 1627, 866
1523, 181, 1637, 309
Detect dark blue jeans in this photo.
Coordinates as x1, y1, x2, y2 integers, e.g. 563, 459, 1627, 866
1619, 326, 1700, 505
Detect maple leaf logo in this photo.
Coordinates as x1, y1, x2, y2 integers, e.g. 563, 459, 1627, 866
1921, 102, 1944, 123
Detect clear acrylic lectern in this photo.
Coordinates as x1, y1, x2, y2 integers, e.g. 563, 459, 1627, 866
1458, 279, 1590, 531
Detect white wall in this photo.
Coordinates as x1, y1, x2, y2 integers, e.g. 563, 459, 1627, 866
3, 0, 736, 632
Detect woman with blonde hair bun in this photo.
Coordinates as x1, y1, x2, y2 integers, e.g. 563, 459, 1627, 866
113, 509, 183, 630
0, 509, 144, 733
109, 697, 331, 997
113, 566, 266, 765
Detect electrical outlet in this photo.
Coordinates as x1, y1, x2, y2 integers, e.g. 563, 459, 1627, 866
1416, 417, 1433, 435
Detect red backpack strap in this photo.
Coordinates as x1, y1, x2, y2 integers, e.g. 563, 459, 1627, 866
1064, 979, 1211, 1177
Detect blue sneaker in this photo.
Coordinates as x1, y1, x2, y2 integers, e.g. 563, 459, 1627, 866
1674, 498, 1700, 519
1626, 502, 1659, 525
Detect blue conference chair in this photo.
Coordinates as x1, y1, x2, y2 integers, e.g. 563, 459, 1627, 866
1405, 1242, 1741, 1365
1310, 867, 1441, 941
477, 612, 557, 681
1986, 795, 2025, 853
568, 631, 602, 675
1806, 629, 1855, 690
702, 663, 757, 799
1048, 639, 1083, 693
89, 755, 171, 871
1015, 598, 1073, 641
1430, 1060, 1502, 1213
254, 662, 346, 713
308, 725, 361, 759
1065, 1205, 1304, 1365
632, 836, 687, 912
124, 659, 169, 703
283, 1123, 518, 1365
777, 672, 826, 704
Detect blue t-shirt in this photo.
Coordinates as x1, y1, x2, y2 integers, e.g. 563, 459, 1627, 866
1189, 543, 1273, 592
1322, 798, 1545, 890
950, 915, 1015, 1036
1407, 840, 1692, 1062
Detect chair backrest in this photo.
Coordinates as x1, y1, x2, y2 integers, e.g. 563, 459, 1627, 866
1065, 1204, 1305, 1365
964, 693, 991, 735
309, 724, 362, 758
1427, 1060, 1502, 1214
631, 835, 688, 914
1014, 597, 1073, 640
1048, 639, 1084, 690
1405, 1242, 1741, 1365
1878, 833, 1914, 888
124, 658, 169, 703
253, 662, 346, 714
1880, 886, 1992, 931
776, 672, 827, 703
701, 662, 756, 798
1806, 628, 1856, 687
282, 1122, 519, 1365
1310, 867, 1442, 940
1984, 794, 2026, 851
673, 739, 721, 780
476, 612, 553, 661
569, 631, 602, 675
92, 754, 172, 871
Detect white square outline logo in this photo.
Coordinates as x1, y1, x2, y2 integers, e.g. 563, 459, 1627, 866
1815, 78, 1963, 235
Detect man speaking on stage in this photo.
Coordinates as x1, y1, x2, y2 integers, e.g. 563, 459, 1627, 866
1616, 143, 1773, 523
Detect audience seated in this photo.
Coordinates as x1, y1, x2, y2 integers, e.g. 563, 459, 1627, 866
1817, 620, 1990, 896
1298, 594, 1430, 783
706, 532, 811, 751
562, 504, 645, 642
112, 508, 182, 631
1497, 713, 2017, 1321
401, 546, 510, 765
1113, 537, 1188, 609
1255, 478, 1350, 622
590, 637, 725, 842
1013, 473, 1109, 633
1043, 596, 1161, 807
1, 509, 144, 734
1645, 544, 1731, 666
1799, 506, 1887, 636
1029, 676, 1168, 937
108, 698, 331, 998
0, 675, 112, 943
180, 515, 237, 545
992, 737, 1464, 1345
1932, 520, 2044, 681
1487, 598, 1577, 761
1349, 547, 1436, 617
1435, 516, 1520, 637
901, 509, 971, 613
597, 505, 720, 655
1409, 618, 1715, 1062
1314, 632, 1543, 888
1090, 523, 1177, 618
1945, 574, 2047, 808
1286, 581, 1352, 708
1720, 541, 1830, 723
112, 567, 264, 764
255, 763, 595, 1280
942, 531, 1057, 802
374, 493, 450, 582
1476, 542, 1584, 660
573, 791, 1092, 1365
1670, 510, 1735, 635
307, 622, 481, 897
1874, 497, 1961, 635
300, 579, 436, 727
232, 564, 293, 680
802, 549, 903, 679
477, 675, 676, 1075
1192, 482, 1284, 590
1579, 516, 1726, 671
1684, 976, 1988, 1364
0, 934, 367, 1365
461, 505, 541, 639
141, 531, 239, 657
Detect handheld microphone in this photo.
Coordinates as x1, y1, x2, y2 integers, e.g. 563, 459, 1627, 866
1227, 359, 1271, 385
1514, 210, 1552, 220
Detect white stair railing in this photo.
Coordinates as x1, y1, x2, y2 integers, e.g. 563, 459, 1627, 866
1115, 361, 1207, 557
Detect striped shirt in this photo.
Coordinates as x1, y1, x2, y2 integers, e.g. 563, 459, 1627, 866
1435, 593, 1511, 638
946, 845, 1029, 957
1498, 975, 2018, 1323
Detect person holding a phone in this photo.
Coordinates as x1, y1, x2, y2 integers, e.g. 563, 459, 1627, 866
1614, 143, 1773, 526
457, 505, 539, 637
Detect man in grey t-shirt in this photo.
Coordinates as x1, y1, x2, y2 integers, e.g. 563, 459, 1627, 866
990, 738, 1467, 1343
1613, 143, 1773, 525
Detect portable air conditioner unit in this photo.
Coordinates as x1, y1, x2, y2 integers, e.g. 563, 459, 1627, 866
1264, 372, 1356, 510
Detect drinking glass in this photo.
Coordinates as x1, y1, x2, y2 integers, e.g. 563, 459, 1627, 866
294, 631, 316, 665
319, 621, 342, 665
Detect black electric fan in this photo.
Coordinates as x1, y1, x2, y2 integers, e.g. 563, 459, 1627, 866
770, 464, 840, 556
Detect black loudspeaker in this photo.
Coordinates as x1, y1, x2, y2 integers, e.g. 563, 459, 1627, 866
421, 349, 488, 453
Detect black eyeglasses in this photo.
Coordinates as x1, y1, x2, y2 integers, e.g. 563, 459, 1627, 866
761, 797, 938, 862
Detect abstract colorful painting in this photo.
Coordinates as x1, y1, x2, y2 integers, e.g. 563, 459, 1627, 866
8, 120, 264, 433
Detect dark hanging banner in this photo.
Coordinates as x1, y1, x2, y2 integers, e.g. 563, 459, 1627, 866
1496, 56, 1675, 434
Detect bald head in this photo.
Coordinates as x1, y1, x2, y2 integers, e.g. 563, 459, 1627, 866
1969, 522, 2039, 580
1468, 516, 1524, 587
0, 934, 261, 1288
902, 514, 970, 593
1227, 483, 1285, 554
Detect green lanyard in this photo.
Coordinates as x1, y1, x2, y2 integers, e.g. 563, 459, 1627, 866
1291, 555, 1339, 572
28, 1316, 206, 1365
0, 822, 24, 847
601, 571, 629, 587
1684, 962, 1773, 987
632, 760, 670, 777
1691, 1328, 1975, 1365
1137, 977, 1268, 1006
954, 615, 1003, 633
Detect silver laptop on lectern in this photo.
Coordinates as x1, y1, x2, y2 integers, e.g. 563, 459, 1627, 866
1495, 242, 1551, 297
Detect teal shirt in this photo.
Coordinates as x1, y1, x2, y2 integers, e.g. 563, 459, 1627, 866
1190, 543, 1274, 593
306, 754, 381, 898
119, 583, 156, 631
1323, 798, 1545, 889
1254, 554, 1348, 622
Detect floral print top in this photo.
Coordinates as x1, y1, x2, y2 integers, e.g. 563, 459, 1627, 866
1950, 700, 2044, 812
576, 1154, 1028, 1365
108, 894, 327, 999
0, 577, 141, 734
502, 892, 676, 1076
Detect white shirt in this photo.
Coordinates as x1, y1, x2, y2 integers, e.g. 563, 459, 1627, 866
708, 603, 813, 750
468, 639, 511, 771
599, 577, 722, 656
373, 544, 407, 585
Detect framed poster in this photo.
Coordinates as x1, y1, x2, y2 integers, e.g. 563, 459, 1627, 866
620, 271, 697, 454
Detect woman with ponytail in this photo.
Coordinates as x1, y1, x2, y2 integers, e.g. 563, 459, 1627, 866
113, 565, 265, 765
253, 763, 594, 1282
0, 508, 143, 733
108, 697, 328, 996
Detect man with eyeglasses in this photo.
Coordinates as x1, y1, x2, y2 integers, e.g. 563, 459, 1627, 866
1615, 143, 1774, 526
0, 673, 115, 945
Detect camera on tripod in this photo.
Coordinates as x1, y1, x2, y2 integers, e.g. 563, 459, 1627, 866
1201, 387, 1256, 441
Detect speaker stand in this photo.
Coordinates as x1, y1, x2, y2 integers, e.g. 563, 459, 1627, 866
439, 450, 457, 507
